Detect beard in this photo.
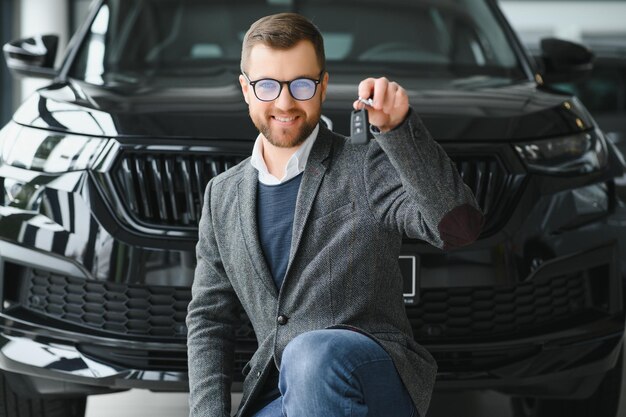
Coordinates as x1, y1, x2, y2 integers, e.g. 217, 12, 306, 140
250, 107, 320, 149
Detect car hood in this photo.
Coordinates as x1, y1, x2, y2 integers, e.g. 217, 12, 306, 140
12, 77, 594, 142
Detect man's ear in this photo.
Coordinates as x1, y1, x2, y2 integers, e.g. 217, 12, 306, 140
239, 74, 250, 104
320, 71, 329, 102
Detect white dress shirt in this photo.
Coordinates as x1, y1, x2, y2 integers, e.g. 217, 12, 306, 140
250, 124, 320, 185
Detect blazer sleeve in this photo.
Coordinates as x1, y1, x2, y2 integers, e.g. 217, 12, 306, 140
186, 179, 239, 417
364, 108, 484, 250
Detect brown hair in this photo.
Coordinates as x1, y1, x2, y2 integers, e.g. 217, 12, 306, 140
240, 13, 326, 74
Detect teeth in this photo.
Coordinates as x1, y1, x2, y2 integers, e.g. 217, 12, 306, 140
274, 116, 296, 122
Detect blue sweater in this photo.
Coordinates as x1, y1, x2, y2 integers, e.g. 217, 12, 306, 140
257, 173, 303, 289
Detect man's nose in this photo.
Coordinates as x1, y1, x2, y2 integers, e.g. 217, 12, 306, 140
274, 84, 296, 109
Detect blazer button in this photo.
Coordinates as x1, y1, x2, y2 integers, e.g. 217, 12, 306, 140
277, 315, 288, 325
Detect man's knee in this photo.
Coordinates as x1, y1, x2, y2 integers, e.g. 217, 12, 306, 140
280, 329, 381, 383
278, 329, 417, 415
281, 330, 336, 381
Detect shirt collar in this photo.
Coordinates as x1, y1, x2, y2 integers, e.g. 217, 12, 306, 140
250, 123, 320, 185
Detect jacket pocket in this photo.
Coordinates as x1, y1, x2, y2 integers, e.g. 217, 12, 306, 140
313, 201, 355, 228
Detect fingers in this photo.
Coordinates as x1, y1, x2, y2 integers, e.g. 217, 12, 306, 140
383, 81, 398, 111
394, 85, 409, 112
358, 77, 390, 110
355, 76, 409, 132
357, 78, 376, 105
357, 77, 404, 110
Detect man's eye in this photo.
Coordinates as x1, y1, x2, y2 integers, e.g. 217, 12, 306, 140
291, 79, 311, 89
257, 80, 278, 90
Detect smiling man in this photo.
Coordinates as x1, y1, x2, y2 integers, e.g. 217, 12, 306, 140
186, 12, 483, 417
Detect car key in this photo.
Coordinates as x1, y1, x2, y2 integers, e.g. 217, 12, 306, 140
350, 97, 373, 145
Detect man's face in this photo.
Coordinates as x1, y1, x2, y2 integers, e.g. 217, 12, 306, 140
239, 40, 328, 149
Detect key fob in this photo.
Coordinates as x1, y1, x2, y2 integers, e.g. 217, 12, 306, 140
350, 108, 369, 145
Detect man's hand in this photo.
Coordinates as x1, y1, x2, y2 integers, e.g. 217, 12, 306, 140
353, 77, 410, 133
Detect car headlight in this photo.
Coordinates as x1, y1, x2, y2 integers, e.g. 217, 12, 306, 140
514, 130, 608, 175
0, 122, 107, 173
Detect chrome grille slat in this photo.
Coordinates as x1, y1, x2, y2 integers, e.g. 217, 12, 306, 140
210, 160, 221, 178
193, 158, 205, 219
148, 156, 168, 221
473, 161, 486, 205
482, 162, 497, 215
164, 158, 179, 222
459, 161, 469, 182
120, 158, 138, 213
133, 157, 152, 219
180, 157, 196, 223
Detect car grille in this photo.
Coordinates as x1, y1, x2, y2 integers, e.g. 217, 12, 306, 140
7, 260, 606, 376
110, 150, 517, 234
16, 267, 257, 380
18, 265, 592, 344
453, 155, 517, 234
112, 150, 247, 228
407, 272, 588, 342
19, 267, 255, 344
23, 268, 191, 339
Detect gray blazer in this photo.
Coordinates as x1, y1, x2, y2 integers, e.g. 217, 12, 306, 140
187, 109, 483, 417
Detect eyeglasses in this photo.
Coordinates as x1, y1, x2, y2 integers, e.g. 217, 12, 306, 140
242, 70, 325, 102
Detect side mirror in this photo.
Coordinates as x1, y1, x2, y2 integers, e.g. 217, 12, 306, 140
537, 38, 593, 84
3, 35, 59, 79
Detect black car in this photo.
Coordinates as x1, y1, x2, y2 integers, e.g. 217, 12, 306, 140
1, 1, 625, 416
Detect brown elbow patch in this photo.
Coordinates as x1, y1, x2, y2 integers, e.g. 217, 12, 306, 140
438, 204, 484, 250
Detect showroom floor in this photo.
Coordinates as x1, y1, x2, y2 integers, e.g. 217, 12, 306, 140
85, 389, 513, 416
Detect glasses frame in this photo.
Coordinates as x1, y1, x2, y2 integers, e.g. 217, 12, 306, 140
242, 70, 325, 102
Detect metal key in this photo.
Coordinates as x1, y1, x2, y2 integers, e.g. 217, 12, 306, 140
358, 97, 374, 107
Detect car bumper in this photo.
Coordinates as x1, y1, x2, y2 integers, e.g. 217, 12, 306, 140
0, 312, 621, 398
0, 315, 189, 393
432, 318, 623, 398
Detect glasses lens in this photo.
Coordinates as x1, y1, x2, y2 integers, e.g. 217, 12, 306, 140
289, 78, 316, 100
254, 79, 281, 101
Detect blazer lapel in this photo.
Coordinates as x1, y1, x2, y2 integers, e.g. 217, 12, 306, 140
284, 125, 333, 282
237, 163, 278, 298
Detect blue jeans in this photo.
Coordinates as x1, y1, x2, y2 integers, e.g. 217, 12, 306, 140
250, 329, 417, 417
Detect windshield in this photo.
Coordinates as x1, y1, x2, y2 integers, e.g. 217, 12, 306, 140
69, 0, 526, 85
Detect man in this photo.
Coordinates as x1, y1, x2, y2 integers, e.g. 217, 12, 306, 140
187, 12, 483, 417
